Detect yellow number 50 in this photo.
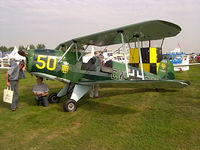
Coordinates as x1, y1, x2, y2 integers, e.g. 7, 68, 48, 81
47, 57, 57, 71
36, 55, 56, 71
36, 55, 46, 69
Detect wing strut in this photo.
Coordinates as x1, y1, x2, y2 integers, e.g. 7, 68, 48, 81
58, 42, 74, 62
75, 42, 78, 61
120, 32, 129, 78
78, 45, 89, 61
136, 36, 145, 80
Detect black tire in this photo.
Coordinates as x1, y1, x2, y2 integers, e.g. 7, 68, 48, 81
48, 93, 60, 103
63, 99, 77, 112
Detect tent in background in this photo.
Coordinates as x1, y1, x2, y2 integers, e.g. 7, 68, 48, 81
7, 46, 25, 61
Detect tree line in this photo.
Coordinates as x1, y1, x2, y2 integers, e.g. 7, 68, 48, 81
0, 44, 46, 52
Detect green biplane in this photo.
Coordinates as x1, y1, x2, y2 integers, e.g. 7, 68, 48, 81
19, 20, 190, 112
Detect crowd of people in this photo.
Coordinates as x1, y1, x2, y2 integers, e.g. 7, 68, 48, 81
198, 55, 200, 63
190, 55, 200, 63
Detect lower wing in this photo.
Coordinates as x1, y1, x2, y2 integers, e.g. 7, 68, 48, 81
79, 79, 190, 89
174, 63, 200, 66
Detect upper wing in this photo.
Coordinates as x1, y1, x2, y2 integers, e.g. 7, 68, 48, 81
79, 79, 189, 89
56, 20, 181, 50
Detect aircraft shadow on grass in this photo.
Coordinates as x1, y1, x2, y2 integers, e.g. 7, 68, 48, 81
48, 87, 179, 114
51, 88, 178, 114
77, 89, 179, 114
78, 100, 139, 115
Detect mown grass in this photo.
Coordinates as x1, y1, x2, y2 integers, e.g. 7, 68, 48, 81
0, 66, 200, 150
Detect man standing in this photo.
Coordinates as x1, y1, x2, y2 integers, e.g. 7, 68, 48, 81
6, 60, 25, 111
32, 77, 49, 107
89, 84, 99, 98
89, 51, 104, 98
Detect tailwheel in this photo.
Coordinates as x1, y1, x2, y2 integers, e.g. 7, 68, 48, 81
63, 99, 77, 112
48, 93, 60, 103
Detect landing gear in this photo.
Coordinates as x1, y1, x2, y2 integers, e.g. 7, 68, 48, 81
155, 88, 159, 92
48, 93, 60, 103
52, 83, 91, 112
63, 99, 77, 112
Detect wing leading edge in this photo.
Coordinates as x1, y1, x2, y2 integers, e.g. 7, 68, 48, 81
56, 20, 181, 50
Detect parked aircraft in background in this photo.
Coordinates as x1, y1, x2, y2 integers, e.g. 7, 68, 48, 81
164, 48, 200, 72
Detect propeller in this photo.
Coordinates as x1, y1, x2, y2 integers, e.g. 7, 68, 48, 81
18, 49, 28, 57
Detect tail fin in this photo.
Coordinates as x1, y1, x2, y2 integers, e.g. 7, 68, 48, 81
157, 59, 175, 80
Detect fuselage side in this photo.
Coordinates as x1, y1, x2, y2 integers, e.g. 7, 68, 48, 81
26, 49, 161, 83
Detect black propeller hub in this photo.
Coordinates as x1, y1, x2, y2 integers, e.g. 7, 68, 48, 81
18, 49, 28, 57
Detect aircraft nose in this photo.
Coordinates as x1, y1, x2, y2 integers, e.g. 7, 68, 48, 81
18, 49, 28, 57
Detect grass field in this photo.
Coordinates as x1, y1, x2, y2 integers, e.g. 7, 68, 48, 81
0, 66, 200, 150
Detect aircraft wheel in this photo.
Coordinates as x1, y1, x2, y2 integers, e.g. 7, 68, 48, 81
48, 93, 60, 103
63, 99, 77, 112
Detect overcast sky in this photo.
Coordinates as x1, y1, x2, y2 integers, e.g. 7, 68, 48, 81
0, 0, 199, 53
